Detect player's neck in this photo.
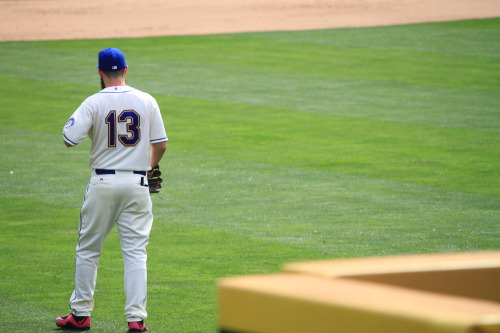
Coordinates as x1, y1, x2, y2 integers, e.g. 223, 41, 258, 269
106, 78, 126, 87
103, 80, 127, 88
101, 75, 126, 88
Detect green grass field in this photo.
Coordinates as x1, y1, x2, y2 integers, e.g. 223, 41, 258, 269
0, 18, 499, 332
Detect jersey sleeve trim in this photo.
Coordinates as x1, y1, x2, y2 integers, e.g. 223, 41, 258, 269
63, 133, 78, 146
150, 137, 168, 143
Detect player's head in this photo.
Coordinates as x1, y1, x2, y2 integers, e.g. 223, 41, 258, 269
97, 48, 127, 72
97, 48, 128, 88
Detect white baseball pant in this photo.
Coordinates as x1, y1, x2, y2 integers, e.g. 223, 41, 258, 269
69, 170, 152, 322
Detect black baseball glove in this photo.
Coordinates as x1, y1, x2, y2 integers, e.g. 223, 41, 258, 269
148, 165, 163, 194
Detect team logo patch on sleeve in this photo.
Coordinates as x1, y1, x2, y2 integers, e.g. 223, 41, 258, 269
64, 117, 75, 129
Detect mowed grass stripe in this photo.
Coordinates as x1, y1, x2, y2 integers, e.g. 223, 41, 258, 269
162, 95, 499, 196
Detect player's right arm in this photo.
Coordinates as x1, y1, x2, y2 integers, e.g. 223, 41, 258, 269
148, 96, 168, 167
150, 141, 167, 168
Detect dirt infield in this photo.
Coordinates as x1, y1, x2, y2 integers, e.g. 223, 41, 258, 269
0, 0, 499, 41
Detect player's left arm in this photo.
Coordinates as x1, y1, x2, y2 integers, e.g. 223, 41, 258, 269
62, 98, 94, 148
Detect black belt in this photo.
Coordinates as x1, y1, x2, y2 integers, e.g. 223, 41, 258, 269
95, 169, 146, 176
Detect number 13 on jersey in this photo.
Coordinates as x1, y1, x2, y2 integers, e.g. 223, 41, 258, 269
105, 110, 141, 147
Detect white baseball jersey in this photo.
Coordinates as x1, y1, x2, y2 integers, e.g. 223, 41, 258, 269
63, 85, 167, 171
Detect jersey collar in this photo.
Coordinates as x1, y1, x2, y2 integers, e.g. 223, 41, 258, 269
100, 85, 134, 93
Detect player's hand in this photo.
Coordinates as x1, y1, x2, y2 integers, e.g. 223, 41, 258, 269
148, 165, 163, 194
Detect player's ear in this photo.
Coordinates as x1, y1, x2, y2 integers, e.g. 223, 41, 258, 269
97, 69, 104, 77
123, 66, 128, 75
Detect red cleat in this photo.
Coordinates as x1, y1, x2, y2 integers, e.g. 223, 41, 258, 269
56, 313, 91, 331
128, 320, 148, 332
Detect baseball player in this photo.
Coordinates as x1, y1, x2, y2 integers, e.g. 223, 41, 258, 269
56, 48, 167, 332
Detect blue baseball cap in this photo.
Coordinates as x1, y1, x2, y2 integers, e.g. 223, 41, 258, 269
97, 48, 127, 71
